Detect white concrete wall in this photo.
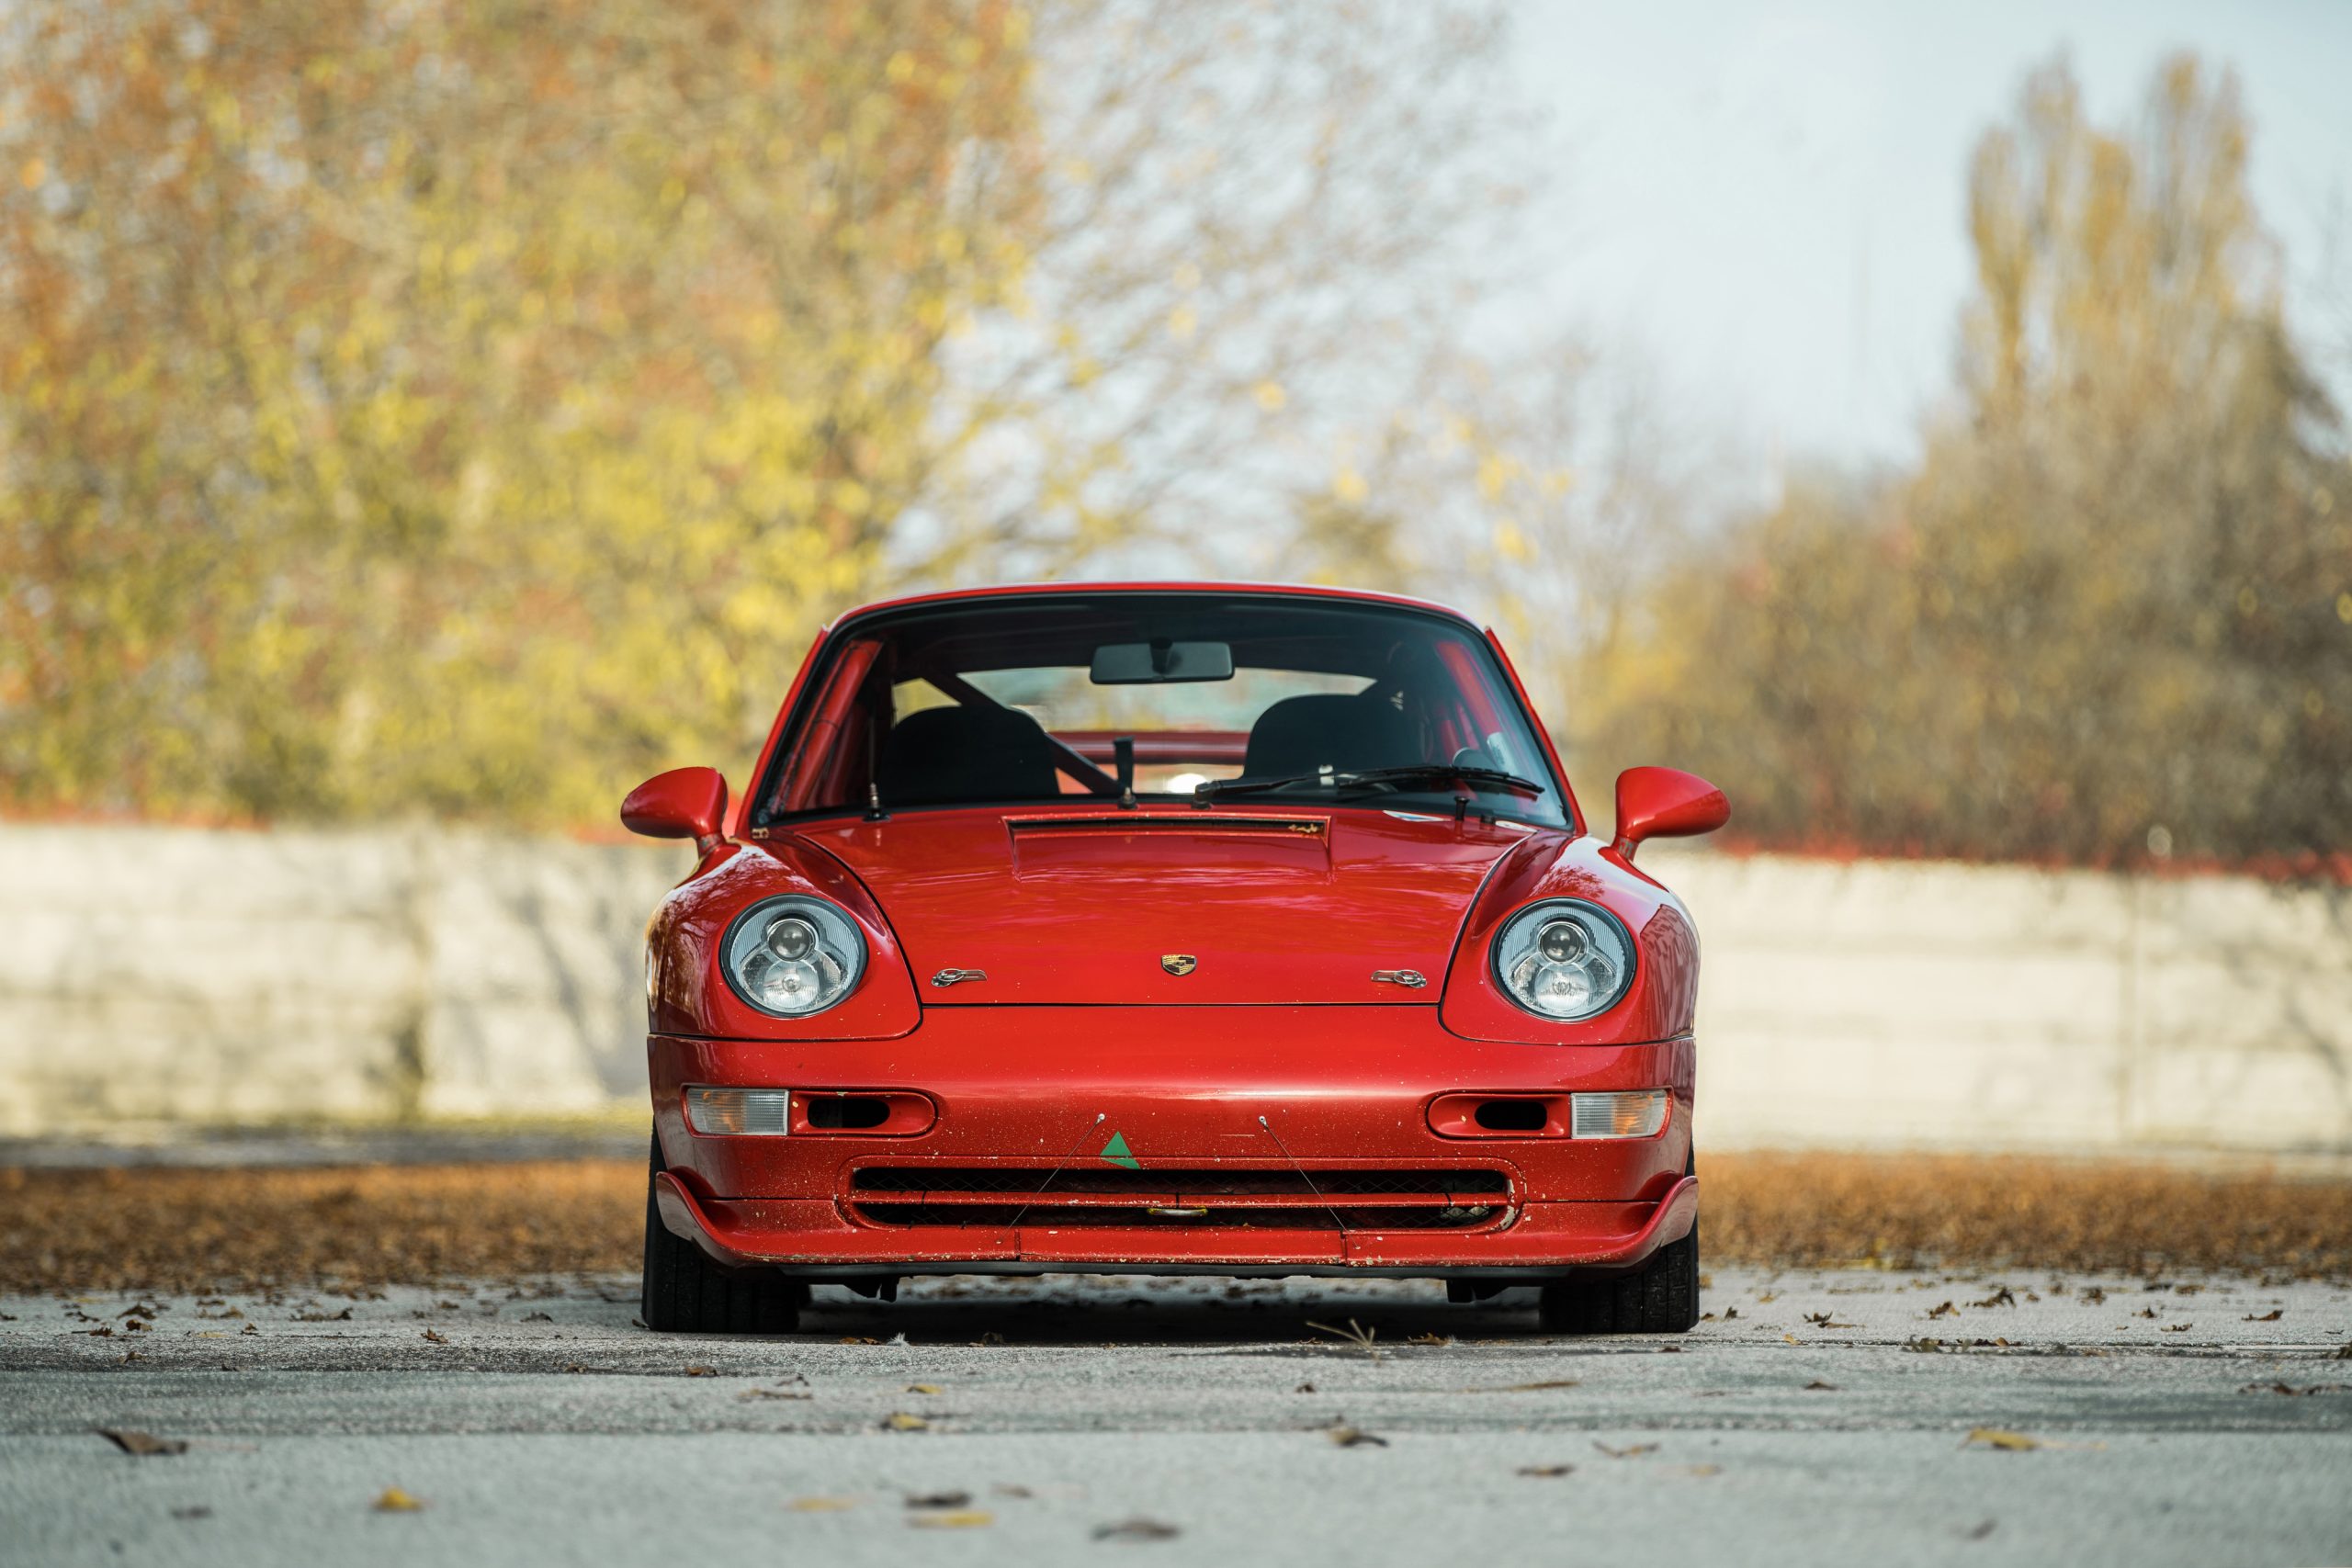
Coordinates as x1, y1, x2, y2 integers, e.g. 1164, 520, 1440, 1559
0, 824, 2345, 1151
0, 824, 684, 1135
1643, 845, 2352, 1154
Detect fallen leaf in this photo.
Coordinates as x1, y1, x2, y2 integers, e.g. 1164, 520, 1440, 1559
2245, 1310, 2283, 1322
1591, 1442, 1657, 1459
1962, 1427, 2039, 1451
1293, 1382, 1316, 1393
1905, 1338, 1943, 1352
373, 1486, 425, 1512
1803, 1314, 1857, 1329
1721, 1306, 1738, 1320
905, 1491, 972, 1509
97, 1428, 186, 1457
1970, 1287, 2016, 1309
1516, 1464, 1573, 1477
1755, 1291, 1779, 1303
420, 1329, 447, 1344
295, 1307, 353, 1322
1927, 1301, 1958, 1319
683, 1365, 718, 1376
1803, 1380, 1838, 1391
908, 1511, 992, 1530
1461, 1380, 1580, 1393
2160, 1323, 2192, 1333
788, 1497, 856, 1512
905, 1383, 943, 1394
2081, 1288, 2106, 1305
881, 1412, 930, 1432
1092, 1517, 1182, 1540
840, 1336, 880, 1345
522, 1312, 554, 1323
2132, 1307, 2157, 1319
1325, 1425, 1388, 1448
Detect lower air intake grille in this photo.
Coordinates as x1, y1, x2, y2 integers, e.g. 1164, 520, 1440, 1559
845, 1166, 1511, 1231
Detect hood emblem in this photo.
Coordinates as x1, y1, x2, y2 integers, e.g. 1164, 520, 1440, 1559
1160, 953, 1198, 976
1371, 969, 1427, 988
930, 968, 988, 988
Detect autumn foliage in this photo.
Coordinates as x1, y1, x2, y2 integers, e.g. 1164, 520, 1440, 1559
1577, 60, 2352, 869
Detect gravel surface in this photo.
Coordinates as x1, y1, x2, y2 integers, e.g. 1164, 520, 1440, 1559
4, 1269, 2347, 1566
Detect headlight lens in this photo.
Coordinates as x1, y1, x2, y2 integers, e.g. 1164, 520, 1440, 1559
722, 896, 865, 1017
1492, 899, 1634, 1021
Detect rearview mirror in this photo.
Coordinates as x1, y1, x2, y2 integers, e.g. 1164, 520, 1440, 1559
1611, 766, 1729, 861
621, 766, 729, 850
1089, 639, 1234, 684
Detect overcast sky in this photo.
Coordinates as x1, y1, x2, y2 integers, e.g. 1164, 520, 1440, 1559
1502, 0, 2352, 474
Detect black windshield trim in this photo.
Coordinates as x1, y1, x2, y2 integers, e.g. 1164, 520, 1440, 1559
746, 590, 1575, 833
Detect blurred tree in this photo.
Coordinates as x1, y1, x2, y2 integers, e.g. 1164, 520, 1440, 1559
0, 0, 1525, 824
0, 0, 1038, 822
1586, 55, 2352, 867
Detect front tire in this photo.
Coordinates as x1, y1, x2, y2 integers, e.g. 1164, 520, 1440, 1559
1536, 1221, 1701, 1335
639, 1133, 806, 1334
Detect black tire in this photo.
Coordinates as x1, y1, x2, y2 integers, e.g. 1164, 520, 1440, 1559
639, 1133, 806, 1335
1536, 1221, 1701, 1335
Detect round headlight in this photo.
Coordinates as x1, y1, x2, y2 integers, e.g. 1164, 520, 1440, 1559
1491, 899, 1634, 1021
722, 896, 866, 1018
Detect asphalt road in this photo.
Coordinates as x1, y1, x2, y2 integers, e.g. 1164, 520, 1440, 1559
3, 1269, 2346, 1567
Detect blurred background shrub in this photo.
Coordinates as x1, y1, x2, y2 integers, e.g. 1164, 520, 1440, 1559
2, 3, 2346, 869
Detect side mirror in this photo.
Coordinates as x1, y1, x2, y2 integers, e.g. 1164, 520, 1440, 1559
621, 766, 730, 852
1611, 766, 1728, 861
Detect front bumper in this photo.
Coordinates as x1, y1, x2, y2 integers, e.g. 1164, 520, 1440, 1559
650, 1005, 1696, 1280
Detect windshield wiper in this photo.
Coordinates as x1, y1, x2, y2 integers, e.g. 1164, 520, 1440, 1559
1195, 763, 1545, 803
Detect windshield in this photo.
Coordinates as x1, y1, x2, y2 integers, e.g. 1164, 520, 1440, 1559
754, 592, 1568, 829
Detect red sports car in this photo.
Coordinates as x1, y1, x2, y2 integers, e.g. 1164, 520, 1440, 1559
621, 582, 1727, 1335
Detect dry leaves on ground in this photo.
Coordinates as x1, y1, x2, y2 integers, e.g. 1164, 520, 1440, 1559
2, 1154, 2346, 1294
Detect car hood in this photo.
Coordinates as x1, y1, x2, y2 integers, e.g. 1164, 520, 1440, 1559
786, 807, 1548, 1005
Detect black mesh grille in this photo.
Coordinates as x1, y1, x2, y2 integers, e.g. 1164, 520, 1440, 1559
843, 1165, 1511, 1233
851, 1167, 1508, 1197
851, 1202, 1502, 1231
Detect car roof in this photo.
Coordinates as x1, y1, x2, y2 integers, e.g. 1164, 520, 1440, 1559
825, 581, 1484, 634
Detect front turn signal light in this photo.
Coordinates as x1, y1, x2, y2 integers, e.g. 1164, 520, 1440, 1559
686, 1087, 790, 1136
1569, 1089, 1668, 1139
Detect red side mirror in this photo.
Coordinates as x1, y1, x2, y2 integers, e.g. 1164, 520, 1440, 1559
1611, 766, 1729, 860
621, 766, 729, 851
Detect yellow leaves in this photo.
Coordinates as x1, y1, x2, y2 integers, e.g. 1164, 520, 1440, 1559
1253, 379, 1286, 412
1165, 305, 1197, 343
1331, 468, 1368, 504
373, 1486, 425, 1512
2337, 592, 2352, 626
17, 158, 44, 191
1476, 452, 1514, 500
909, 1511, 993, 1529
1962, 1428, 2039, 1451
1493, 519, 1531, 564
885, 51, 919, 85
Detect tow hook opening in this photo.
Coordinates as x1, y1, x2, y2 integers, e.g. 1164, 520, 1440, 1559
1472, 1099, 1549, 1133
805, 1095, 891, 1130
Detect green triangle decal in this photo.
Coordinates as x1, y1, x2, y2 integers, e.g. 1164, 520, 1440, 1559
1099, 1132, 1141, 1169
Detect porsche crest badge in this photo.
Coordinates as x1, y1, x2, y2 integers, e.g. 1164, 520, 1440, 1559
1160, 953, 1198, 976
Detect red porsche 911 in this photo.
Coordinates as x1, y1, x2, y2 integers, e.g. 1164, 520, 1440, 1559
621, 582, 1727, 1335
